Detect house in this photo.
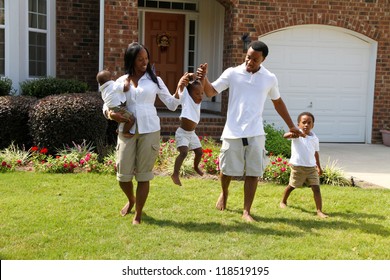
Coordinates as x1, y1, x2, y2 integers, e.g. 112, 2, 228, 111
3, 0, 389, 143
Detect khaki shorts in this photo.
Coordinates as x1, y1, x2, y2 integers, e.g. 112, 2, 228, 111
116, 130, 160, 182
175, 127, 201, 150
289, 165, 320, 188
219, 136, 268, 177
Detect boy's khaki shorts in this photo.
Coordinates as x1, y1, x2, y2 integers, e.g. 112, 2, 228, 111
116, 130, 160, 182
289, 165, 320, 188
219, 136, 268, 177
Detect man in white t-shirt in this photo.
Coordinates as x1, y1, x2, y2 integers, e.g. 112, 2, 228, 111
197, 40, 303, 222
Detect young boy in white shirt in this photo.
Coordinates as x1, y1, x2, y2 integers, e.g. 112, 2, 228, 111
171, 73, 204, 186
280, 111, 328, 218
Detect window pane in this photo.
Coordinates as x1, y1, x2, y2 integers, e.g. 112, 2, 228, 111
29, 0, 37, 13
29, 31, 47, 77
0, 29, 3, 75
189, 36, 195, 51
29, 13, 37, 28
38, 0, 46, 14
0, 0, 4, 25
189, 21, 195, 34
38, 14, 47, 29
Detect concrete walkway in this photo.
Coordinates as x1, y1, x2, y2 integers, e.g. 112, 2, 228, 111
319, 143, 390, 189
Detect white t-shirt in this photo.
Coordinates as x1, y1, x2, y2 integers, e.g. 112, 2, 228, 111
289, 131, 320, 167
179, 87, 201, 124
100, 80, 126, 109
103, 73, 181, 134
211, 63, 281, 139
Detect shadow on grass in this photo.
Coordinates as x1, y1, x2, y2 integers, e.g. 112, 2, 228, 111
285, 205, 390, 237
141, 206, 390, 237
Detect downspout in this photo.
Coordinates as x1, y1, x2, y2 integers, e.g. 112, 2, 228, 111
99, 0, 105, 71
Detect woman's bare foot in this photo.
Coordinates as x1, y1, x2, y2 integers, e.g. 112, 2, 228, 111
120, 198, 135, 216
194, 167, 204, 176
171, 174, 182, 186
133, 212, 141, 224
279, 202, 287, 208
242, 211, 255, 222
317, 211, 329, 218
215, 193, 227, 211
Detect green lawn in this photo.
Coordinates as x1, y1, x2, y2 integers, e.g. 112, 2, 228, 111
1, 172, 389, 260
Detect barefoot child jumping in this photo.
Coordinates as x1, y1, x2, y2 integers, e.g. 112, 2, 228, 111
280, 111, 328, 218
171, 73, 204, 186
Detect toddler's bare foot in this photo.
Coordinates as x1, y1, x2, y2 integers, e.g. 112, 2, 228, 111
279, 202, 287, 208
242, 211, 255, 222
215, 193, 227, 211
194, 167, 204, 176
120, 198, 135, 216
317, 211, 329, 218
122, 133, 134, 138
171, 174, 182, 186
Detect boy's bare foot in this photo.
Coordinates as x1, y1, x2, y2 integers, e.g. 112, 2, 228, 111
242, 211, 255, 222
215, 193, 227, 211
279, 202, 287, 208
194, 167, 204, 176
120, 198, 135, 216
171, 174, 182, 186
317, 211, 329, 218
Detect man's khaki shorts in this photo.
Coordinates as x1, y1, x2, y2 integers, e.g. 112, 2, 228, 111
116, 130, 160, 182
289, 165, 320, 188
219, 136, 268, 177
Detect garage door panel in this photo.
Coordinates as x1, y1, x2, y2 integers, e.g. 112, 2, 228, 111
261, 26, 371, 142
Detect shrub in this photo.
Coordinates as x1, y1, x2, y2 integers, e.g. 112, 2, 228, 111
0, 95, 38, 149
28, 93, 107, 153
264, 122, 291, 158
0, 77, 13, 96
320, 160, 352, 187
20, 77, 89, 98
262, 155, 291, 185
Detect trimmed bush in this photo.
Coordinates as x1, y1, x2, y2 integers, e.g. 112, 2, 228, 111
28, 93, 107, 153
0, 77, 13, 96
20, 77, 89, 98
264, 122, 291, 158
0, 95, 38, 149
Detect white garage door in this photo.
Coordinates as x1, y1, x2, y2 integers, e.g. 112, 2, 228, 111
260, 25, 375, 142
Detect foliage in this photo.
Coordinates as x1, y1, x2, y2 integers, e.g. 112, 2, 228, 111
20, 77, 89, 98
262, 155, 291, 185
0, 95, 38, 149
0, 77, 13, 96
28, 93, 107, 153
264, 122, 291, 158
0, 142, 32, 166
320, 159, 352, 187
200, 148, 220, 174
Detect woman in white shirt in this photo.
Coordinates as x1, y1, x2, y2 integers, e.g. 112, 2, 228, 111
105, 42, 181, 224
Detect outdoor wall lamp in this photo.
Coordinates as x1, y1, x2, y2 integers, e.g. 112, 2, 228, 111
241, 33, 251, 51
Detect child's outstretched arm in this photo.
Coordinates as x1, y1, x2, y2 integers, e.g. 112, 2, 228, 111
174, 72, 191, 98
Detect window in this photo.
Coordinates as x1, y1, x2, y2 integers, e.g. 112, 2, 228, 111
0, 0, 5, 75
28, 0, 47, 77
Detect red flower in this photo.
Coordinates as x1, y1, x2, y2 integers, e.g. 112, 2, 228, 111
31, 146, 39, 152
277, 157, 282, 162
40, 148, 48, 154
2, 161, 7, 166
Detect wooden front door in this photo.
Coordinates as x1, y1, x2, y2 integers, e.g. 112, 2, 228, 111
145, 12, 185, 108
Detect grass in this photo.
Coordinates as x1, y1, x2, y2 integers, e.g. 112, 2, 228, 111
0, 172, 389, 260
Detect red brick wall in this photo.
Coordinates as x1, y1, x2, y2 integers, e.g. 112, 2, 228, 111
216, 0, 390, 143
57, 0, 389, 143
56, 0, 100, 91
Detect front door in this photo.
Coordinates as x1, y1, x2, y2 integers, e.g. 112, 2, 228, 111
145, 12, 185, 108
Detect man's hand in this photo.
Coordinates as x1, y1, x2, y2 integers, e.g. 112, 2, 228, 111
289, 126, 306, 138
196, 63, 208, 81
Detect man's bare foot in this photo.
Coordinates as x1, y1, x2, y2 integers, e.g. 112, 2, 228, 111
215, 193, 227, 211
132, 218, 141, 225
194, 167, 204, 176
242, 211, 255, 222
120, 198, 135, 216
317, 211, 329, 218
171, 174, 182, 186
279, 202, 287, 208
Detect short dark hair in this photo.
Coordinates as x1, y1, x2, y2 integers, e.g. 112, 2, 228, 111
248, 41, 269, 57
298, 112, 315, 123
